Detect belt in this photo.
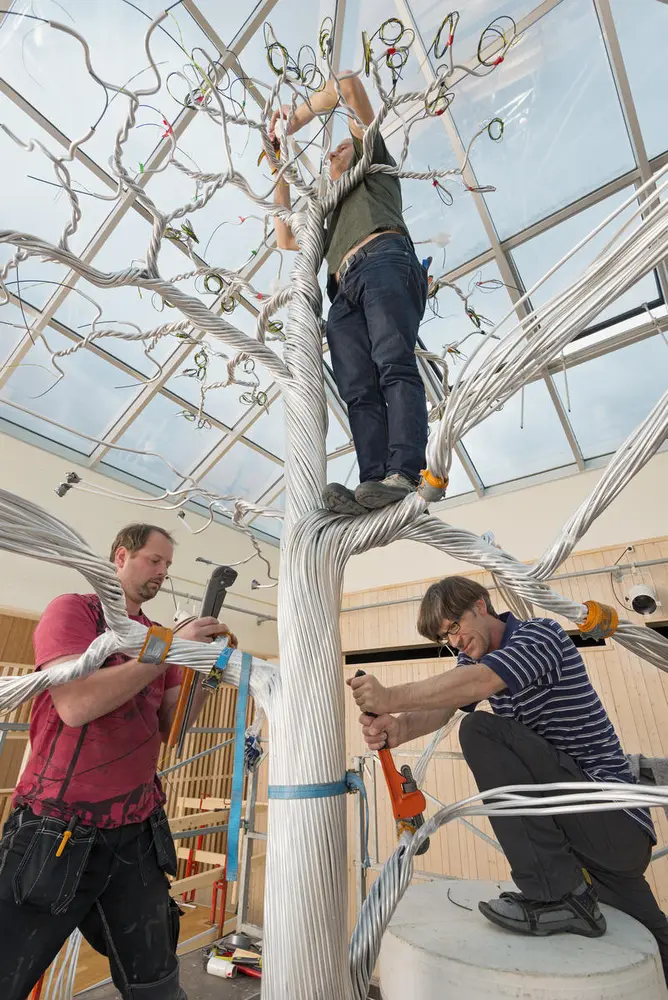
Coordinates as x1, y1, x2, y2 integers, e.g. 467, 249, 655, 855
338, 232, 409, 280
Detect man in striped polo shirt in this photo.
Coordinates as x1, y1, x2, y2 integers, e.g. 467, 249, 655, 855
349, 576, 668, 978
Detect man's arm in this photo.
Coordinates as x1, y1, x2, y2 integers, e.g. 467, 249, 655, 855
269, 72, 374, 141
45, 615, 227, 729
46, 655, 169, 729
273, 174, 299, 251
361, 706, 455, 750
348, 663, 506, 717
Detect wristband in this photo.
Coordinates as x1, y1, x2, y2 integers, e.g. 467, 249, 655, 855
138, 625, 174, 664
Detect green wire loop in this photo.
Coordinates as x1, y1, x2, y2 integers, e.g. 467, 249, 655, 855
319, 16, 333, 58
486, 117, 504, 141
433, 11, 460, 59
204, 273, 225, 295
477, 16, 516, 67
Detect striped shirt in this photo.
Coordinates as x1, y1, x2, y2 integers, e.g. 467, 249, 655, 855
458, 613, 654, 841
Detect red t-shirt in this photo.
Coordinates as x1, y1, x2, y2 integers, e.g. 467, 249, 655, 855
14, 593, 182, 828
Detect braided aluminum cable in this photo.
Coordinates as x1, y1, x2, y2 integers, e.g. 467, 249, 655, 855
42, 931, 83, 1000
426, 170, 668, 481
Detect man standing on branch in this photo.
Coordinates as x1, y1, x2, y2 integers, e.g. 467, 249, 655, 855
0, 524, 236, 1000
349, 576, 668, 981
270, 72, 429, 515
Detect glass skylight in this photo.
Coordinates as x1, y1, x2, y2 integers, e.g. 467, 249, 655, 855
0, 0, 665, 546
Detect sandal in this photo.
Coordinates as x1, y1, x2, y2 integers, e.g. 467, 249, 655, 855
478, 885, 606, 938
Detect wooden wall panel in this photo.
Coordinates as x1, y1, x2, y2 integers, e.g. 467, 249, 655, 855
341, 536, 668, 927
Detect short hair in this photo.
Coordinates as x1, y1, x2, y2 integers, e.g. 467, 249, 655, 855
109, 524, 174, 562
417, 576, 498, 642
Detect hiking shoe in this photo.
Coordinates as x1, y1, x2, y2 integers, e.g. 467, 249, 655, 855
355, 474, 416, 510
478, 884, 606, 939
322, 482, 367, 515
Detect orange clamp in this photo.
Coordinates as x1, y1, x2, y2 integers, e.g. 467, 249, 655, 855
138, 624, 174, 664
578, 600, 619, 640
420, 468, 449, 490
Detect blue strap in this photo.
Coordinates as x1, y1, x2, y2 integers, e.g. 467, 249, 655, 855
215, 646, 235, 669
226, 652, 251, 883
268, 780, 348, 799
267, 772, 370, 868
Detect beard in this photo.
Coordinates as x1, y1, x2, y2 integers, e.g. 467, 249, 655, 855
137, 579, 162, 602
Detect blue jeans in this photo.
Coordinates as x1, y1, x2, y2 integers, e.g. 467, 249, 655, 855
326, 234, 429, 484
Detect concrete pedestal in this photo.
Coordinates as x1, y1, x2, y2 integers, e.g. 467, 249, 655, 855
379, 879, 667, 1000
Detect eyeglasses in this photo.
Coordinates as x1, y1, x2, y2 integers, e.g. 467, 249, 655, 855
438, 618, 461, 642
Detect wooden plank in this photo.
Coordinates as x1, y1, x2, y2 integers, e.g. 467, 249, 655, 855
178, 796, 268, 812
169, 809, 228, 833
176, 921, 236, 955
176, 848, 226, 866
170, 865, 226, 896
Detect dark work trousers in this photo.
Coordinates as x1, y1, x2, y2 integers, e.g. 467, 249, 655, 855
460, 711, 668, 981
326, 234, 429, 485
0, 806, 185, 1000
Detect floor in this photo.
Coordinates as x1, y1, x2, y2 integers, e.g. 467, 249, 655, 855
77, 949, 379, 999
79, 949, 261, 998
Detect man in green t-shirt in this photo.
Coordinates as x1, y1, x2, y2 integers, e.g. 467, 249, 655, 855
271, 72, 429, 515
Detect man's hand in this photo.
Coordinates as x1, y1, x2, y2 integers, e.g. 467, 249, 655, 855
360, 712, 402, 750
176, 617, 238, 647
269, 105, 293, 141
347, 673, 393, 715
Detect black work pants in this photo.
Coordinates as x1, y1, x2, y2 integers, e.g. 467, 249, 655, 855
0, 806, 185, 1000
459, 711, 668, 981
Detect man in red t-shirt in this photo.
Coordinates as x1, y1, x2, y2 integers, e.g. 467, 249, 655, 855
0, 523, 234, 1000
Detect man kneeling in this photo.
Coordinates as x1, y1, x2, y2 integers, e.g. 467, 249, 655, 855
349, 576, 668, 980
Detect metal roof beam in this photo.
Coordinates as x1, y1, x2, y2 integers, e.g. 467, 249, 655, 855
183, 383, 283, 483
594, 0, 668, 303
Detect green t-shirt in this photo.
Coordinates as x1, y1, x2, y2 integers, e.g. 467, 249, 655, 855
324, 133, 410, 276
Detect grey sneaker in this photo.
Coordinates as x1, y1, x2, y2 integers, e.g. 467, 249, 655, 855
355, 474, 416, 510
322, 482, 368, 515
